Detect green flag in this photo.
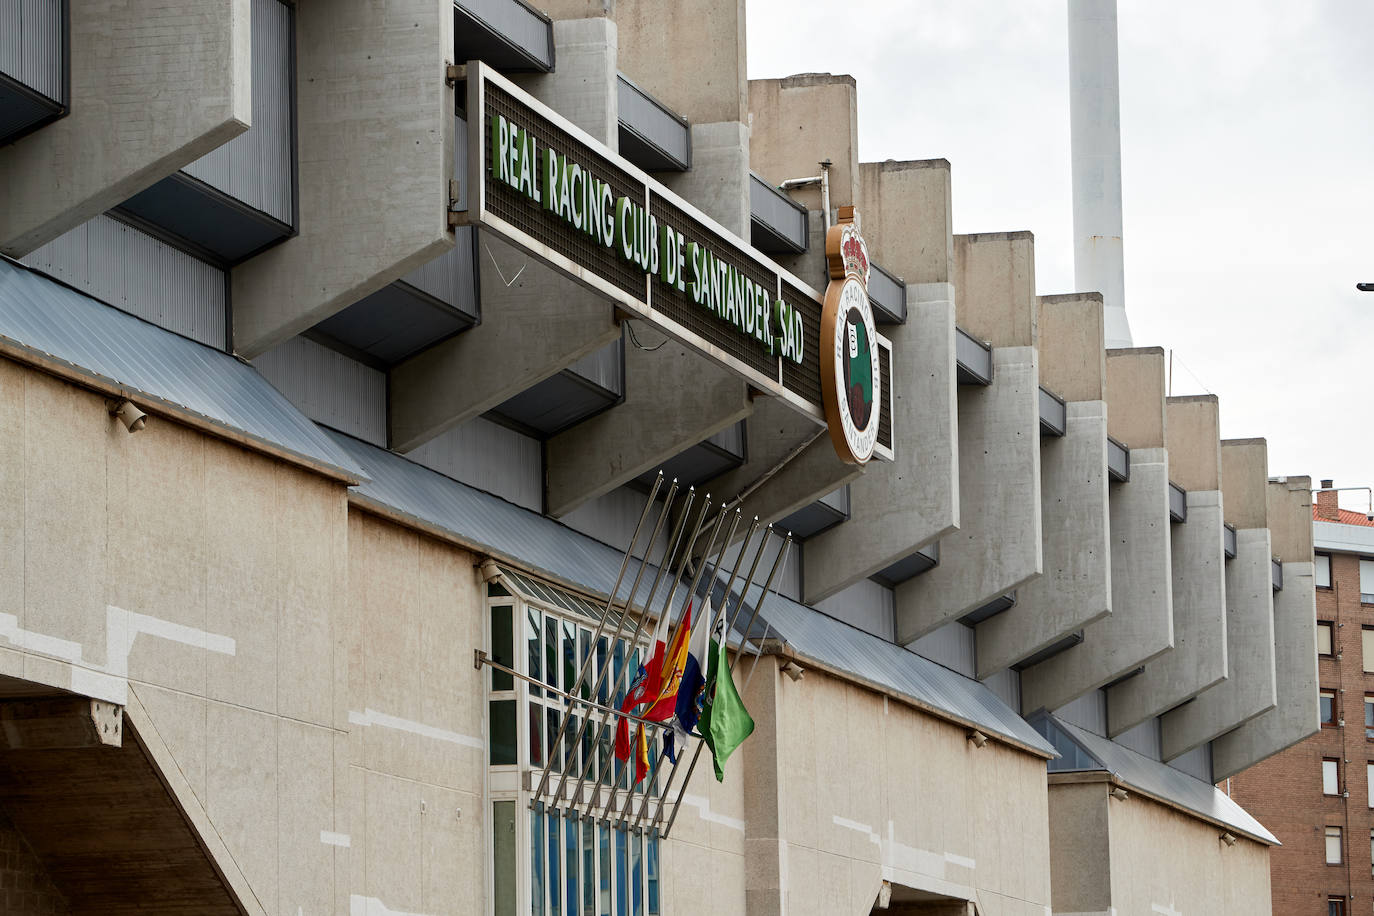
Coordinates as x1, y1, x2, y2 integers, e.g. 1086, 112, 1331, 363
697, 634, 754, 782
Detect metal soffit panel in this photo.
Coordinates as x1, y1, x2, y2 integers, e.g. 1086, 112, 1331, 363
327, 428, 1049, 754
0, 258, 365, 481
1049, 716, 1279, 845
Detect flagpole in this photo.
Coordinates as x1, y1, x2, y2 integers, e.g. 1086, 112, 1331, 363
531, 478, 678, 807
592, 509, 744, 823
640, 523, 771, 830
548, 484, 698, 810
740, 619, 775, 694
659, 531, 791, 838
570, 503, 732, 814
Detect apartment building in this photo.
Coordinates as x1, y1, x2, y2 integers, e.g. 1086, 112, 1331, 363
1229, 485, 1374, 916
0, 0, 1317, 913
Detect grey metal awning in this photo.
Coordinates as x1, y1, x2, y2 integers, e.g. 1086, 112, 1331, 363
616, 73, 690, 172
1038, 387, 1066, 437
748, 173, 809, 255
1041, 715, 1279, 845
955, 326, 992, 385
0, 257, 365, 482
1107, 437, 1130, 482
454, 0, 554, 72
327, 428, 1053, 756
1169, 482, 1188, 523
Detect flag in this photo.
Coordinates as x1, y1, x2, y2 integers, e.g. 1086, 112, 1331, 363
666, 599, 716, 763
614, 601, 693, 778
633, 722, 650, 786
698, 616, 754, 782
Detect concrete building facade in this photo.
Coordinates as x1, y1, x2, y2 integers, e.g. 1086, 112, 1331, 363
0, 0, 1315, 913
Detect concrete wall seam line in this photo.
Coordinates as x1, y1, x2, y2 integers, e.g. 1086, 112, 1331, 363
0, 604, 236, 707
346, 707, 483, 750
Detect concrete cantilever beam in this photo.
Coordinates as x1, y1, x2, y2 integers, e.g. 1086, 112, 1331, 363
1019, 348, 1174, 715
1212, 476, 1318, 780
894, 232, 1043, 644
0, 0, 252, 257
804, 160, 959, 605
1160, 438, 1277, 761
1107, 395, 1228, 735
231, 0, 456, 357
975, 293, 1111, 678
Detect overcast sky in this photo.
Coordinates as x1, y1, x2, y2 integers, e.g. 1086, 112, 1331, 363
747, 1, 1374, 510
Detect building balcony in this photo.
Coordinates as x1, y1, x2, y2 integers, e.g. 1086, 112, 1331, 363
616, 73, 689, 172
454, 0, 553, 73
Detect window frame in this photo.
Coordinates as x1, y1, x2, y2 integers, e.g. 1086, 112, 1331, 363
1321, 689, 1337, 727
1324, 758, 1341, 796
1360, 556, 1374, 604
1363, 627, 1374, 673
1315, 552, 1332, 590
1326, 825, 1344, 865
1328, 895, 1346, 916
486, 583, 665, 916
1317, 620, 1334, 657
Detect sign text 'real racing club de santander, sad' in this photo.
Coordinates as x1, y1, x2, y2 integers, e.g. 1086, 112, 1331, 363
490, 112, 806, 367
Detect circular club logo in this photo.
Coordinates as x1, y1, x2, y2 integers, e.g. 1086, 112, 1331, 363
821, 209, 881, 465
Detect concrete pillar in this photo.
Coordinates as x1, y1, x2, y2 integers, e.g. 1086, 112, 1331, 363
893, 233, 1042, 643
1160, 439, 1276, 760
514, 18, 620, 147
1161, 528, 1276, 760
617, 0, 751, 230
747, 74, 858, 285
1106, 395, 1227, 735
804, 161, 959, 603
1019, 348, 1174, 714
0, 0, 251, 255
894, 348, 1041, 643
387, 235, 619, 452
545, 335, 751, 517
1047, 777, 1113, 915
742, 655, 785, 916
1213, 477, 1319, 780
231, 0, 455, 357
1020, 446, 1173, 714
975, 293, 1110, 676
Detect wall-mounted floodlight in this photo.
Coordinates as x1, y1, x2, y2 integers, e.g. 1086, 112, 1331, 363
108, 399, 147, 433
1109, 786, 1130, 801
1220, 832, 1237, 847
780, 660, 805, 682
967, 730, 988, 748
1357, 283, 1374, 292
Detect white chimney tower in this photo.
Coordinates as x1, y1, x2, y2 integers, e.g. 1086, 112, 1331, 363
1068, 0, 1133, 348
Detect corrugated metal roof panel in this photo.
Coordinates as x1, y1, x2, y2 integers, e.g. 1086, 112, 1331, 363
0, 257, 364, 481
1050, 716, 1278, 844
331, 428, 1052, 756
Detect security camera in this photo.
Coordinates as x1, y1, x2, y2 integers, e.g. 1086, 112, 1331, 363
108, 399, 147, 433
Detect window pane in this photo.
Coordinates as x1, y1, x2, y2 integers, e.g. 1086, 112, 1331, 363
1363, 628, 1374, 673
1363, 558, 1374, 599
564, 621, 580, 701
599, 824, 611, 916
530, 702, 545, 767
490, 700, 517, 766
1326, 826, 1343, 864
533, 808, 545, 916
1316, 554, 1331, 588
529, 608, 543, 698
1321, 692, 1335, 724
492, 605, 515, 690
579, 628, 593, 701
548, 707, 562, 772
549, 812, 562, 916
1324, 760, 1339, 795
493, 801, 517, 916
546, 616, 561, 691
566, 813, 579, 916
616, 828, 628, 915
631, 830, 643, 916
646, 836, 659, 916
583, 818, 596, 915
1366, 699, 1374, 739
1318, 622, 1333, 656
1368, 763, 1374, 809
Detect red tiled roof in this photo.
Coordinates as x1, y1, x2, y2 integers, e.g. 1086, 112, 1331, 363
1313, 506, 1374, 527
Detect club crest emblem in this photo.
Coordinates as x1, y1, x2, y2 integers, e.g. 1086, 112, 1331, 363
820, 207, 881, 465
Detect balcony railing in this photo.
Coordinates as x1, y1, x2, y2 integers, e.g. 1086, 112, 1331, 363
616, 74, 689, 172
454, 0, 553, 72
749, 173, 809, 255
